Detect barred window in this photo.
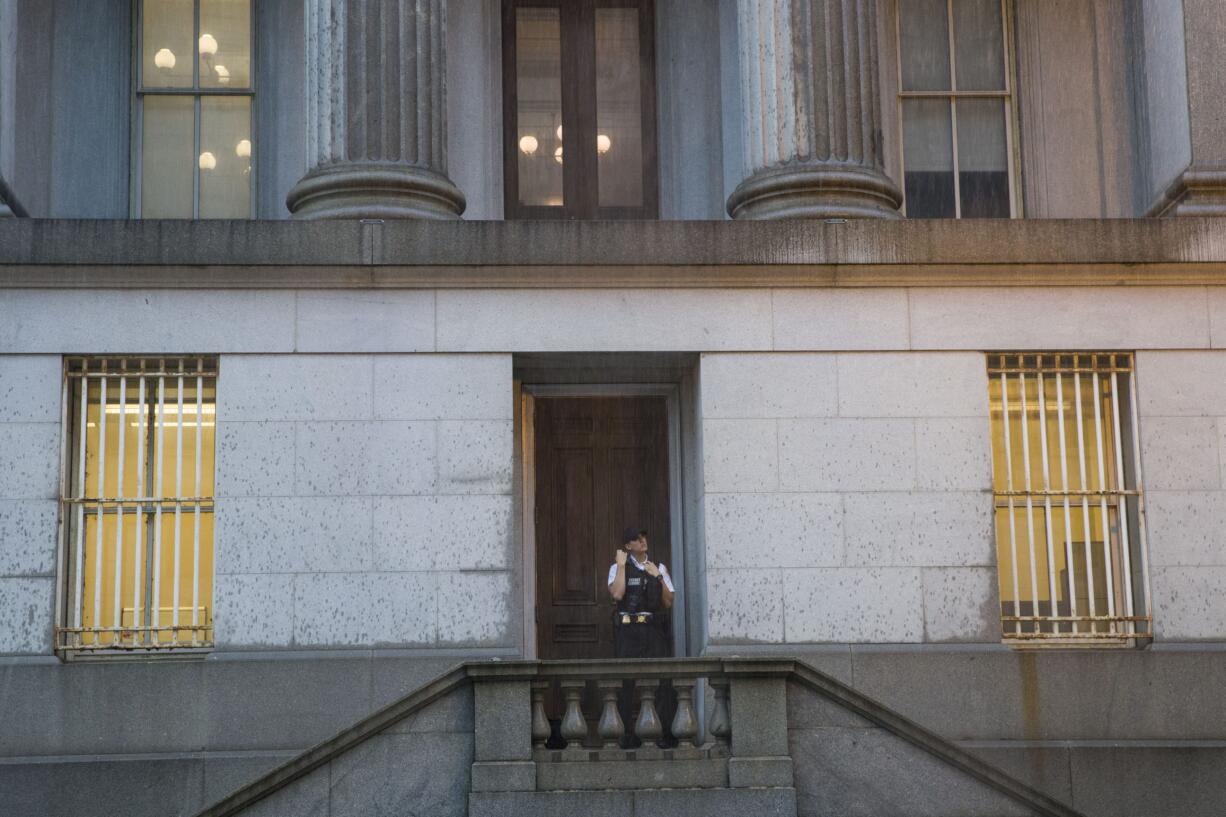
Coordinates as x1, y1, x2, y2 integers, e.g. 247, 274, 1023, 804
987, 353, 1151, 644
58, 357, 217, 654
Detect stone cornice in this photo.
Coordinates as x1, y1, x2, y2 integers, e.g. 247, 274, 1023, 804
0, 218, 1224, 288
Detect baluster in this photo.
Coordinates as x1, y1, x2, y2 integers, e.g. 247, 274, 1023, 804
709, 679, 731, 745
596, 679, 626, 749
530, 680, 551, 750
634, 680, 664, 745
670, 678, 699, 748
559, 680, 588, 748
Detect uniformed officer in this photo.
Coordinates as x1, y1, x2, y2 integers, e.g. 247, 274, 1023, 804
607, 527, 674, 658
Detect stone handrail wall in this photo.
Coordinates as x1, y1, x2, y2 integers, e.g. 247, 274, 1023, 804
192, 657, 1084, 817
468, 658, 795, 793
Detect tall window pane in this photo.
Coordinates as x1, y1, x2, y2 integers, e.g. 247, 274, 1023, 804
516, 8, 564, 207
902, 99, 954, 218
199, 0, 252, 89
200, 97, 252, 218
899, 0, 950, 91
138, 0, 253, 218
143, 0, 194, 88
142, 96, 195, 219
503, 0, 657, 219
897, 0, 1014, 218
595, 8, 643, 208
953, 0, 1004, 91
956, 98, 1009, 217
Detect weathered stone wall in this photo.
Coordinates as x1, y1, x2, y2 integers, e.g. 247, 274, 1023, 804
0, 355, 59, 654
701, 351, 995, 644
214, 351, 515, 650
223, 687, 473, 817
1013, 1, 1138, 217
2, 285, 1225, 654
1136, 349, 1226, 640
695, 286, 1226, 645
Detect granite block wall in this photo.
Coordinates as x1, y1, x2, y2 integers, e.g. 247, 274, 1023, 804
700, 352, 997, 645
0, 355, 59, 654
1136, 350, 1226, 641
213, 353, 516, 651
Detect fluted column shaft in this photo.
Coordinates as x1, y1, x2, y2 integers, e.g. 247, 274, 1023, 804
0, 0, 17, 218
728, 0, 900, 220
288, 0, 465, 219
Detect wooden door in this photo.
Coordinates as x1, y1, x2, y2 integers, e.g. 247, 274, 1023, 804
534, 396, 671, 660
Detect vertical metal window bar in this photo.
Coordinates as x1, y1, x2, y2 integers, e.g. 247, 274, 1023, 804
988, 353, 1151, 643
57, 357, 217, 653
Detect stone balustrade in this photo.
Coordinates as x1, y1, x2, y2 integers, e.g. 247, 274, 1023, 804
468, 658, 794, 795
531, 672, 727, 759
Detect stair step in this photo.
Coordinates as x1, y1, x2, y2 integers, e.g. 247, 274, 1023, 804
536, 757, 728, 790
469, 786, 797, 817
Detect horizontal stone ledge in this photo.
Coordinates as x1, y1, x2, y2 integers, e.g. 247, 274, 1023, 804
2, 262, 1225, 289
2, 217, 1226, 270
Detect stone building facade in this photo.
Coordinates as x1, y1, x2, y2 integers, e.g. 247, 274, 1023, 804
0, 1, 1224, 816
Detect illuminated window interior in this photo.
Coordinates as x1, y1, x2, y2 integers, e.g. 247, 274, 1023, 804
987, 352, 1151, 644
138, 0, 253, 218
58, 356, 217, 653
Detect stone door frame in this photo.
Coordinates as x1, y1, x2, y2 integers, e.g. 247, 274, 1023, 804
519, 383, 687, 659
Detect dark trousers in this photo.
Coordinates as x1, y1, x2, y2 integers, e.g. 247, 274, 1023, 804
613, 619, 669, 659
613, 620, 676, 746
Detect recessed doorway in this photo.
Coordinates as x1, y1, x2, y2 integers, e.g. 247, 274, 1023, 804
519, 370, 691, 661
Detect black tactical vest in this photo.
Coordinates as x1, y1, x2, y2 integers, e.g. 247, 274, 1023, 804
622, 558, 663, 614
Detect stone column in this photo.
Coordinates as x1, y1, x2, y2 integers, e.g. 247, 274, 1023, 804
1146, 0, 1226, 217
287, 0, 466, 219
726, 0, 901, 220
0, 0, 17, 218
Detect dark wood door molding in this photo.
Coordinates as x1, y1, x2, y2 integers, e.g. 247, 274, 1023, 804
534, 396, 671, 660
502, 0, 659, 220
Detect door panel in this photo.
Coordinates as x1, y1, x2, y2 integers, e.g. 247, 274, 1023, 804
534, 396, 671, 660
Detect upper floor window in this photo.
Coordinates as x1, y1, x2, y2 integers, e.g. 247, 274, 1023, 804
987, 353, 1152, 646
502, 0, 659, 219
57, 357, 217, 655
896, 0, 1016, 218
136, 0, 253, 218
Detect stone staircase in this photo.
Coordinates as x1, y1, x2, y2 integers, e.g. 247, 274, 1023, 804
190, 657, 1085, 817
468, 660, 796, 817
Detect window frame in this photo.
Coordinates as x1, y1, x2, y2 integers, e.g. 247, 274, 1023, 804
986, 352, 1153, 648
894, 0, 1021, 218
55, 356, 219, 658
501, 0, 659, 220
130, 0, 257, 219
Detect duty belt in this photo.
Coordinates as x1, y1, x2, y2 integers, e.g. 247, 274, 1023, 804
617, 611, 654, 625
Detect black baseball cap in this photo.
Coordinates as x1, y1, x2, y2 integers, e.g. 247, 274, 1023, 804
622, 527, 646, 545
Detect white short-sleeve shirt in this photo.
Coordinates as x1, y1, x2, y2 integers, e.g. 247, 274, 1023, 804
607, 555, 674, 592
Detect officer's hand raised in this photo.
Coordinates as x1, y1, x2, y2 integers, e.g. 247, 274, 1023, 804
615, 548, 628, 567
643, 560, 660, 577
